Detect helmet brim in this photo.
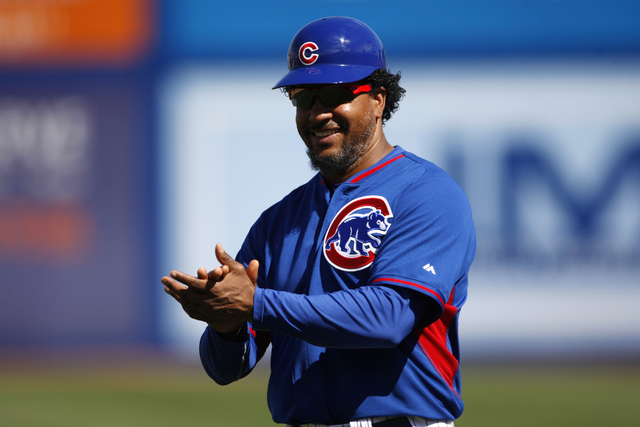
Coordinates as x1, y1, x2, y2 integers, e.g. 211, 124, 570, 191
272, 64, 381, 89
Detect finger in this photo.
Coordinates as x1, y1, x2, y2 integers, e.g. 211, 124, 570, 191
161, 275, 187, 293
163, 285, 184, 304
163, 285, 175, 297
207, 265, 228, 282
163, 281, 209, 322
197, 267, 208, 280
215, 244, 239, 269
247, 259, 260, 286
163, 279, 198, 305
215, 244, 249, 277
170, 270, 208, 292
168, 270, 200, 287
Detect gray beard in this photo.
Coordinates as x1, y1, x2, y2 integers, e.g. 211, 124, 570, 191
306, 140, 366, 177
306, 117, 375, 177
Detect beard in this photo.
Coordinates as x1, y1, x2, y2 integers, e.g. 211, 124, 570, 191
306, 113, 375, 177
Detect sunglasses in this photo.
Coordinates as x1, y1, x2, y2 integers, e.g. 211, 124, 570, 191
289, 84, 372, 109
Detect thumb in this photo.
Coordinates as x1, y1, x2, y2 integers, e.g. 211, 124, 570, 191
215, 243, 236, 267
247, 259, 259, 286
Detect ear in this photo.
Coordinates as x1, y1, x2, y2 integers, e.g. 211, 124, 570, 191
370, 87, 387, 120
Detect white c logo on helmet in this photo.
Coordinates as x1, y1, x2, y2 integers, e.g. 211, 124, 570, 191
299, 41, 319, 65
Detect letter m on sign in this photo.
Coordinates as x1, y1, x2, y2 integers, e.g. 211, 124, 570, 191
500, 141, 640, 256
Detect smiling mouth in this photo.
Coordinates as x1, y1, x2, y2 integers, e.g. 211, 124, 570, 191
311, 128, 340, 138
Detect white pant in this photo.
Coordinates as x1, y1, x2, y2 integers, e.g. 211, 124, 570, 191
290, 416, 454, 427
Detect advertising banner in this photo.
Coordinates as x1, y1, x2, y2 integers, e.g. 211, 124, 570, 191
0, 0, 154, 67
0, 75, 155, 345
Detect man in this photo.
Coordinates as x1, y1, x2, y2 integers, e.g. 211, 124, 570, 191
162, 16, 476, 427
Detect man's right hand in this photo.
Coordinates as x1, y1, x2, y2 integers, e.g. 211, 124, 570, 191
161, 244, 259, 337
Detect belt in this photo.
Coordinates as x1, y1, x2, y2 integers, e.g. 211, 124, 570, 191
288, 417, 454, 427
290, 416, 411, 427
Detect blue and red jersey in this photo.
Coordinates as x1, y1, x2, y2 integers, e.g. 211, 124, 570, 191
200, 146, 476, 424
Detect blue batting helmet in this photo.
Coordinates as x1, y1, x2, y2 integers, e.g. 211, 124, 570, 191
272, 17, 387, 89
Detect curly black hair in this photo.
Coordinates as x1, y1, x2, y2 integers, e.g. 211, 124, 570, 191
363, 69, 405, 125
280, 68, 405, 125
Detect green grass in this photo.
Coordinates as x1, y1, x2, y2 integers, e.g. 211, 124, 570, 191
0, 353, 275, 427
1, 353, 638, 427
457, 363, 640, 427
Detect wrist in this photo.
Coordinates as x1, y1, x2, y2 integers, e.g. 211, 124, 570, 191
213, 322, 248, 342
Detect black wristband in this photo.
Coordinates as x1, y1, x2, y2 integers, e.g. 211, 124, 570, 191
216, 323, 248, 342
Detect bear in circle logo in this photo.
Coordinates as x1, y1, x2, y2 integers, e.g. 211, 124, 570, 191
324, 196, 393, 271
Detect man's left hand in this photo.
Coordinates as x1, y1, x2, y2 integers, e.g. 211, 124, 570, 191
161, 244, 259, 332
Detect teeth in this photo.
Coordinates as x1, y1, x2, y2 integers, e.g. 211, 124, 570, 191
313, 129, 339, 137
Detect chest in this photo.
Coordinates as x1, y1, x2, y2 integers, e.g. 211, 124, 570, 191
262, 189, 396, 295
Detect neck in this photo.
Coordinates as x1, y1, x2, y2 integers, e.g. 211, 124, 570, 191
322, 132, 393, 186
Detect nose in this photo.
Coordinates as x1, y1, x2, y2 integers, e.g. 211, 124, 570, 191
306, 96, 333, 122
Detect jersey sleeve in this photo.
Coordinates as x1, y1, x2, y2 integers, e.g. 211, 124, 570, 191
199, 218, 272, 385
252, 285, 429, 348
199, 323, 271, 385
236, 212, 269, 288
369, 173, 476, 310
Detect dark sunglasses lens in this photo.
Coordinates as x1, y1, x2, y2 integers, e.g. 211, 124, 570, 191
292, 87, 354, 109
291, 91, 312, 109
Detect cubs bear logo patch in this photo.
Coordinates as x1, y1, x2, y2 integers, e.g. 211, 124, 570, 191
323, 196, 393, 271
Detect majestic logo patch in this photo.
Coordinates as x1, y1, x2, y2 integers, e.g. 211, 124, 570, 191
299, 41, 319, 65
423, 263, 436, 275
324, 196, 393, 271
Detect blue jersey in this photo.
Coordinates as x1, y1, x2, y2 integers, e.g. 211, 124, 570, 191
200, 146, 476, 424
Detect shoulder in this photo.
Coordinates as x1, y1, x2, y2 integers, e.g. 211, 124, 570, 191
402, 150, 455, 181
392, 149, 470, 210
377, 148, 456, 185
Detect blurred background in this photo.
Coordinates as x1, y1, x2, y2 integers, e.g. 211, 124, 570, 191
1, 1, 639, 426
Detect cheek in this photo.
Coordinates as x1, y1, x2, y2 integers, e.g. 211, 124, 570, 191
335, 102, 355, 116
336, 97, 373, 128
295, 111, 311, 146
295, 109, 307, 129
343, 106, 369, 132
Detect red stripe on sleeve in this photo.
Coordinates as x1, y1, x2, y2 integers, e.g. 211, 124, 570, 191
374, 278, 460, 392
415, 289, 460, 394
371, 277, 445, 306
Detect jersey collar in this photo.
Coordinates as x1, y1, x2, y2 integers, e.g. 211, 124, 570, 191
316, 146, 406, 190
348, 146, 405, 184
